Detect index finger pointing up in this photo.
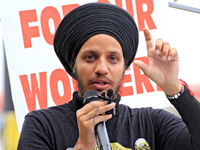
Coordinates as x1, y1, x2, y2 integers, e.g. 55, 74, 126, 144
143, 28, 154, 51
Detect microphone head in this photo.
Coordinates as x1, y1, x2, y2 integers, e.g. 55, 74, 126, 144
107, 89, 113, 97
83, 90, 100, 104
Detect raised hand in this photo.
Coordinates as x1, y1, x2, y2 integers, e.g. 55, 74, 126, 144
134, 28, 182, 96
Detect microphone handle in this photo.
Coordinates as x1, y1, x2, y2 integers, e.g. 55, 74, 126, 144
95, 121, 111, 150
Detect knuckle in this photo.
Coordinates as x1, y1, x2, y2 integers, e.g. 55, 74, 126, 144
156, 38, 163, 44
164, 42, 170, 47
86, 102, 97, 110
101, 115, 111, 121
105, 105, 112, 111
82, 121, 88, 127
76, 109, 80, 115
79, 116, 85, 123
76, 110, 83, 119
89, 101, 97, 107
171, 47, 176, 51
157, 38, 163, 42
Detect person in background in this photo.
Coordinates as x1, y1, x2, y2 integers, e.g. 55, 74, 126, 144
17, 3, 200, 150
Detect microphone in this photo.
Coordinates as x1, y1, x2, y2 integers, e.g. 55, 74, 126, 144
105, 89, 115, 117
83, 90, 100, 105
107, 89, 113, 104
83, 90, 112, 150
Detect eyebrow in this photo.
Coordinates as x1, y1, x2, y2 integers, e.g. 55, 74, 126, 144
82, 50, 97, 54
109, 51, 122, 55
81, 50, 122, 55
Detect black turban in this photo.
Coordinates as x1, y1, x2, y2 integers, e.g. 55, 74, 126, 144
54, 2, 139, 78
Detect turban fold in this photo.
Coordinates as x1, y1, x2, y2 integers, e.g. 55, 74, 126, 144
54, 2, 139, 78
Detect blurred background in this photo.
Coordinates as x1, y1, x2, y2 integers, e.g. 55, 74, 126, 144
0, 0, 200, 149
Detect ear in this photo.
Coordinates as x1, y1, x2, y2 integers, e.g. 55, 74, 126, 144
122, 66, 126, 76
73, 64, 76, 74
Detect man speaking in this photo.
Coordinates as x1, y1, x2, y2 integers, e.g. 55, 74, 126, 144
17, 3, 200, 150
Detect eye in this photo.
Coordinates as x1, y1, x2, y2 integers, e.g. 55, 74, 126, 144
85, 55, 95, 62
109, 56, 118, 62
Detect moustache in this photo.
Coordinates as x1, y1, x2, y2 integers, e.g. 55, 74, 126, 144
87, 75, 114, 85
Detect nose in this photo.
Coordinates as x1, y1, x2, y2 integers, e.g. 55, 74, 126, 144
94, 57, 109, 75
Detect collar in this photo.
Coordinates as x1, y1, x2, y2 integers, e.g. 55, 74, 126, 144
68, 91, 122, 117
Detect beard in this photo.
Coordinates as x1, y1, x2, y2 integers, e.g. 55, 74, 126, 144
73, 67, 124, 98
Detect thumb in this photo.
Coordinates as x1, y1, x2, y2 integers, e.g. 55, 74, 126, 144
133, 60, 151, 77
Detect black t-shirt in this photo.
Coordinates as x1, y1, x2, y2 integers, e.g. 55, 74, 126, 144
17, 86, 200, 150
17, 104, 185, 150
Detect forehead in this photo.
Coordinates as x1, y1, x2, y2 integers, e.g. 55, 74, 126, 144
78, 34, 123, 54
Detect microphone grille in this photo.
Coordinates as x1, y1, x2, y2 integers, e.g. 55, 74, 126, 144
83, 90, 99, 104
107, 89, 113, 97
